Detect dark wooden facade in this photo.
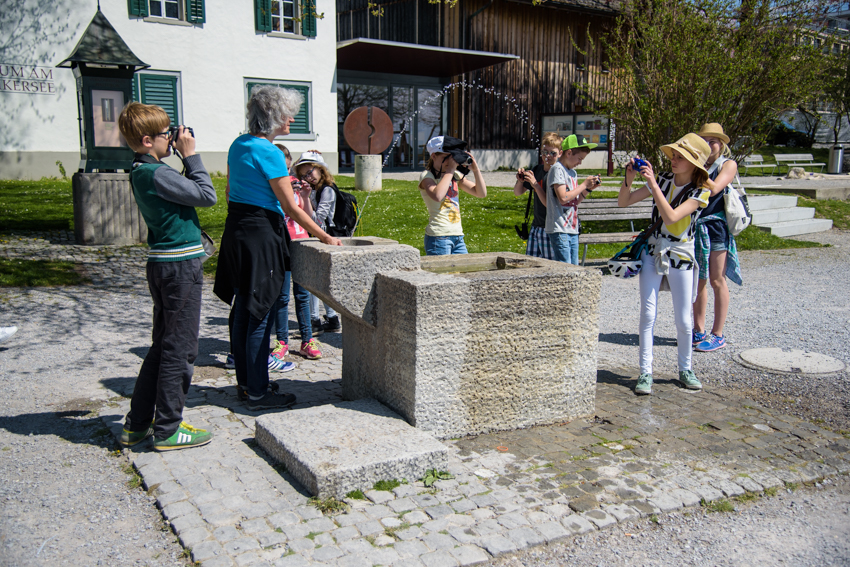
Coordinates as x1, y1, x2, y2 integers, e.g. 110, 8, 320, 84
336, 0, 618, 150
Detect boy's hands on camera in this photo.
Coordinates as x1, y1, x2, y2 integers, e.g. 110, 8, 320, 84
171, 126, 195, 158
584, 175, 601, 191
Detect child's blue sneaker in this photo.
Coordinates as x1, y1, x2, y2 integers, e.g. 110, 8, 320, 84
268, 356, 296, 372
692, 330, 708, 345
695, 334, 725, 352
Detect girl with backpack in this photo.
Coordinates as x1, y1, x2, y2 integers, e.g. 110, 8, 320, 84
692, 123, 743, 353
293, 151, 342, 333
618, 133, 712, 396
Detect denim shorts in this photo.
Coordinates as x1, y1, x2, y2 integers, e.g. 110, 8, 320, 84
424, 234, 468, 255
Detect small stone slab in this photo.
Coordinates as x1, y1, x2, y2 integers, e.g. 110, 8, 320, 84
738, 348, 845, 375
255, 399, 448, 498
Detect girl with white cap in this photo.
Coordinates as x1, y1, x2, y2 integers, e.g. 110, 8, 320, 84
418, 136, 487, 255
618, 133, 712, 395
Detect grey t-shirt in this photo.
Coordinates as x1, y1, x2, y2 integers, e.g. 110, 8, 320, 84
544, 162, 580, 234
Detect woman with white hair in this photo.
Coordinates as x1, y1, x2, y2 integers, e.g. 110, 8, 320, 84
214, 85, 341, 411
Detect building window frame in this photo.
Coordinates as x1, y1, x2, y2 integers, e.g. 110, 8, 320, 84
244, 78, 315, 141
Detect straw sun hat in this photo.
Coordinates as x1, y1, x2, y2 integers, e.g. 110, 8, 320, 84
660, 133, 711, 173
697, 122, 730, 144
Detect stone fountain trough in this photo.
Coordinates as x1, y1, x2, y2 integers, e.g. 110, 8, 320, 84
255, 237, 601, 497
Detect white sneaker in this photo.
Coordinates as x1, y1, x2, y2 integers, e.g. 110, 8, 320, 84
0, 326, 17, 343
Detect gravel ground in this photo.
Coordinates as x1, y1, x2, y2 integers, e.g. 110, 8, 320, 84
1, 230, 849, 566
594, 228, 850, 433
491, 475, 850, 567
0, 287, 196, 567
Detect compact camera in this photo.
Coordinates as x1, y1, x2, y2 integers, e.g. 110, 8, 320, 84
632, 157, 649, 170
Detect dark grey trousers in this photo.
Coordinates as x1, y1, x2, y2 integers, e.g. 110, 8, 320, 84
125, 258, 203, 440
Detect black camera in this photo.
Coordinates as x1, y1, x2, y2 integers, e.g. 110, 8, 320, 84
451, 151, 473, 167
168, 126, 194, 143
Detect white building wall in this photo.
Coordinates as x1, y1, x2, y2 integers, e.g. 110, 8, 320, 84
0, 0, 338, 179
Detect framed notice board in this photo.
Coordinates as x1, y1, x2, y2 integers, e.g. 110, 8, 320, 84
541, 113, 610, 150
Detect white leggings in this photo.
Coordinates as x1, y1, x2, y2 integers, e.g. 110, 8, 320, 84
639, 252, 694, 375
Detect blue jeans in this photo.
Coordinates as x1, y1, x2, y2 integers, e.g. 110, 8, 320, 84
548, 232, 580, 265
231, 290, 273, 398
424, 234, 468, 255
270, 271, 311, 344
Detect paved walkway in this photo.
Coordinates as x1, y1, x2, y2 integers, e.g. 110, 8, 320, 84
3, 233, 850, 567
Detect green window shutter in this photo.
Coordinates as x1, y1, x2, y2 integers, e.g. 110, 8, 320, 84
254, 0, 272, 32
131, 74, 140, 101
128, 0, 149, 17
246, 82, 310, 134
185, 0, 205, 23
301, 0, 316, 37
139, 74, 180, 125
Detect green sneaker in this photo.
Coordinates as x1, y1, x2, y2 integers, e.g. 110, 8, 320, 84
677, 369, 703, 390
119, 425, 153, 447
152, 422, 212, 452
635, 373, 653, 395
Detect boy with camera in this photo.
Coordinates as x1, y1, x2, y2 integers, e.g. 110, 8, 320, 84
513, 132, 563, 260
117, 102, 217, 451
544, 134, 601, 265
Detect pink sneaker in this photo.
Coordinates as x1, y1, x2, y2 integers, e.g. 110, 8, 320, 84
299, 339, 322, 360
270, 339, 289, 361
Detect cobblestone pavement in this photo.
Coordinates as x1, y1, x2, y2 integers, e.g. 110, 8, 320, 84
3, 232, 850, 567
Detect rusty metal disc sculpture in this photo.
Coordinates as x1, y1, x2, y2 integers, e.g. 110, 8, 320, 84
343, 106, 394, 155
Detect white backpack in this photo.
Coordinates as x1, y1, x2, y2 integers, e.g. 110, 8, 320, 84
724, 174, 752, 236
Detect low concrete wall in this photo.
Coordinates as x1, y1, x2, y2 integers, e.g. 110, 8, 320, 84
72, 173, 147, 245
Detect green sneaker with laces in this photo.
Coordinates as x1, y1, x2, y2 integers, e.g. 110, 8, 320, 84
152, 422, 212, 452
119, 425, 153, 447
677, 369, 703, 390
634, 373, 653, 395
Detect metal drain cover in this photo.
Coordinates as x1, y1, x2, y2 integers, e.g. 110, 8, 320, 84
738, 348, 846, 375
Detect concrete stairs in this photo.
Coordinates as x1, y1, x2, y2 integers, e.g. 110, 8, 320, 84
748, 195, 833, 237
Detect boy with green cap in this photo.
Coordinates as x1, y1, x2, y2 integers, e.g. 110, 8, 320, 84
544, 134, 601, 264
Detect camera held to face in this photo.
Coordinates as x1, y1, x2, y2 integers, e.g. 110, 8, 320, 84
168, 126, 194, 144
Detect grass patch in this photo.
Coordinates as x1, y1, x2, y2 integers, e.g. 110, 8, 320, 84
735, 491, 760, 503
798, 195, 850, 231
785, 481, 799, 491
421, 469, 454, 487
373, 479, 402, 491
305, 531, 321, 540
764, 486, 779, 497
308, 497, 348, 515
0, 179, 74, 231
702, 498, 735, 513
649, 514, 659, 524
0, 257, 88, 287
345, 489, 366, 500
123, 464, 143, 489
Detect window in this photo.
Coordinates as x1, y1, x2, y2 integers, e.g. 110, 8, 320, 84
254, 0, 316, 37
272, 0, 296, 33
150, 0, 180, 19
128, 0, 205, 24
245, 79, 314, 140
132, 71, 183, 126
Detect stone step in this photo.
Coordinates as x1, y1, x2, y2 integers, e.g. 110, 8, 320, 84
746, 194, 798, 211
751, 206, 815, 225
756, 218, 833, 237
255, 399, 448, 499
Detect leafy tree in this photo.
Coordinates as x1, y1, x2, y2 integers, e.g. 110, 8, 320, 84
580, 0, 832, 163
822, 50, 850, 144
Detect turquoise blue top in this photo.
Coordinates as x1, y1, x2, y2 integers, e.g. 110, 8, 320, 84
227, 134, 288, 216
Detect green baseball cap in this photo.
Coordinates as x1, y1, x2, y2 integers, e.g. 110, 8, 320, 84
561, 134, 598, 151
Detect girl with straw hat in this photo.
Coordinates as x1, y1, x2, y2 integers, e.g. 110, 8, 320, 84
692, 123, 743, 353
618, 133, 712, 396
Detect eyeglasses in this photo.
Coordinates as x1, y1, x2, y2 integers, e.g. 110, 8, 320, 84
303, 167, 317, 177
154, 129, 171, 139
541, 150, 559, 157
